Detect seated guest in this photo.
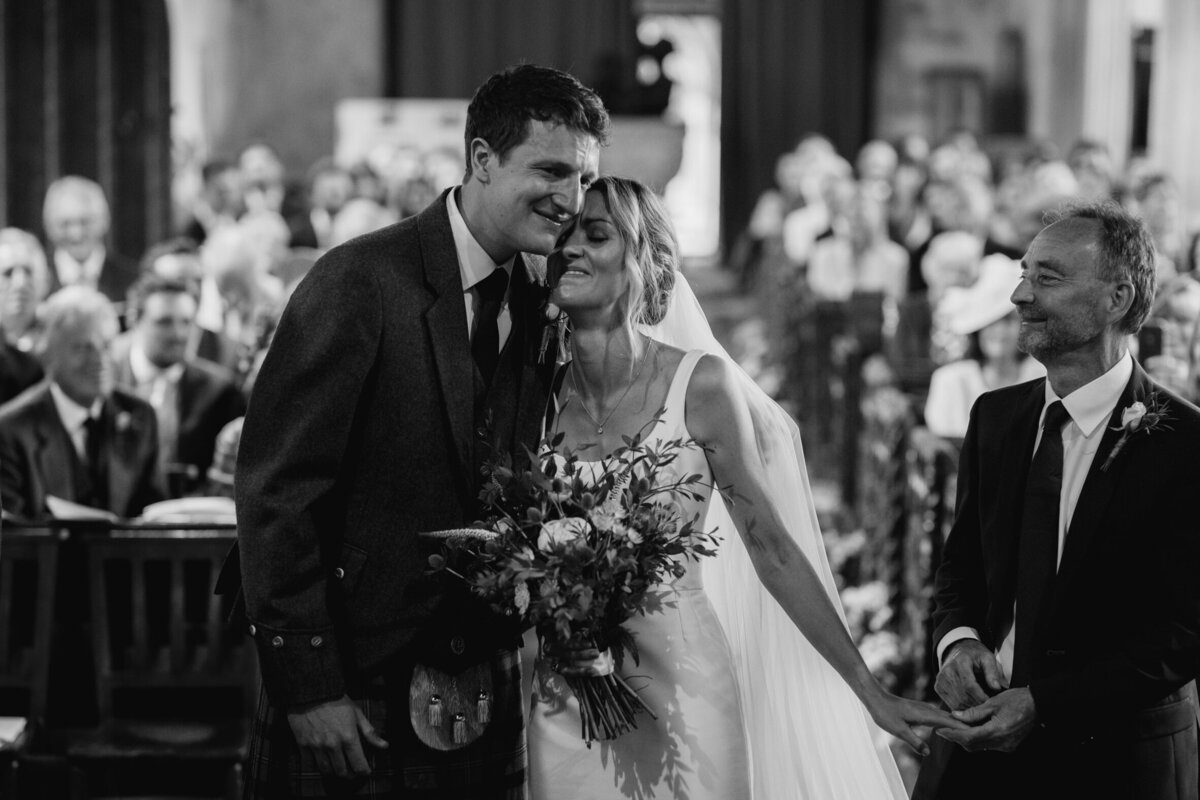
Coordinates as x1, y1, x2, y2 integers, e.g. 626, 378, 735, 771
0, 286, 161, 520
178, 158, 245, 246
141, 236, 241, 370
924, 254, 1044, 439
205, 415, 243, 499
112, 274, 246, 497
42, 176, 139, 316
0, 228, 48, 401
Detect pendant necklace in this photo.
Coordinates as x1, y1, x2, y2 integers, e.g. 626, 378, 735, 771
570, 341, 655, 435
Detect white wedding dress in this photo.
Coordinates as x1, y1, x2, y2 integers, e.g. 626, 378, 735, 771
524, 275, 908, 800
525, 350, 751, 800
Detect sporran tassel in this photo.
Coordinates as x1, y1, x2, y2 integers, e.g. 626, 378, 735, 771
453, 712, 467, 745
427, 694, 442, 727
476, 689, 491, 724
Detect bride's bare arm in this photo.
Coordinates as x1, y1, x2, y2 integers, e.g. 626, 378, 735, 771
685, 354, 964, 751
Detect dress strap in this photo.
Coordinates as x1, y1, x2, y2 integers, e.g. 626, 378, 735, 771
659, 350, 706, 434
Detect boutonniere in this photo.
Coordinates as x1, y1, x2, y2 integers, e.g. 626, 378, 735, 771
115, 411, 134, 433
1100, 392, 1172, 471
537, 302, 570, 366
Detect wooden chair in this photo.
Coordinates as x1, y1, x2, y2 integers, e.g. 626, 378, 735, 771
66, 526, 256, 800
0, 526, 61, 799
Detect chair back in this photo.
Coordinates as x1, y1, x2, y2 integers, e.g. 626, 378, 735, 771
83, 526, 256, 720
0, 527, 60, 723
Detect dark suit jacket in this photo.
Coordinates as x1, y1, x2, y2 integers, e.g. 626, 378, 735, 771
0, 382, 163, 520
0, 341, 43, 405
110, 338, 247, 484
916, 362, 1200, 800
47, 249, 140, 315
233, 190, 553, 708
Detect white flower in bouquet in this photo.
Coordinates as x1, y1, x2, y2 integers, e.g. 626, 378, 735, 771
538, 516, 589, 552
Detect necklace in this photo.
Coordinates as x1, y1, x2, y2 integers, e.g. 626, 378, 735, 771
570, 341, 655, 435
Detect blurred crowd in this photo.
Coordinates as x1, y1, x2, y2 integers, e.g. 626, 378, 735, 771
732, 130, 1200, 440
0, 141, 449, 521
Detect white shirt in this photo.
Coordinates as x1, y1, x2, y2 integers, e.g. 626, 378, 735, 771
49, 381, 103, 461
937, 351, 1134, 680
53, 247, 106, 289
446, 187, 514, 350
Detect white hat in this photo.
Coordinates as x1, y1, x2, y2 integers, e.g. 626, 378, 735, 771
935, 253, 1021, 335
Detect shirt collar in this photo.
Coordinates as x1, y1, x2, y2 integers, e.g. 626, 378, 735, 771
446, 187, 515, 292
54, 246, 106, 282
49, 381, 102, 432
1043, 350, 1133, 438
129, 340, 184, 386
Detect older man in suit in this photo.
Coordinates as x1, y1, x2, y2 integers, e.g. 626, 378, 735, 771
112, 273, 246, 497
914, 201, 1200, 800
0, 286, 161, 520
42, 176, 139, 318
232, 64, 609, 798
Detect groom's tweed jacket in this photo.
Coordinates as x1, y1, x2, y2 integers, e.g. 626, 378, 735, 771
916, 361, 1200, 800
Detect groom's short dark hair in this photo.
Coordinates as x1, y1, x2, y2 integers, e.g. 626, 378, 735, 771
463, 64, 610, 177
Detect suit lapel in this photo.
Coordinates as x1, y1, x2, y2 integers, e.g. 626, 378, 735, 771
1053, 364, 1152, 595
419, 192, 475, 496
990, 380, 1045, 636
34, 388, 80, 503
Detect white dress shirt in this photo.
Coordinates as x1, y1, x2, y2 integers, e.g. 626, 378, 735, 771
446, 187, 514, 349
49, 381, 103, 461
937, 351, 1134, 681
53, 247, 106, 290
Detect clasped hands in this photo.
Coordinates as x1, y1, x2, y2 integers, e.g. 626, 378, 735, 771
932, 639, 1038, 753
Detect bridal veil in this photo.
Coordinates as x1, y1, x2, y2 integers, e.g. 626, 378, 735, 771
644, 272, 907, 800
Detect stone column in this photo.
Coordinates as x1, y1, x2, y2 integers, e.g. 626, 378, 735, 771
1151, 0, 1200, 227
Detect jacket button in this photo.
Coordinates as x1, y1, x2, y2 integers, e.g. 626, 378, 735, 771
333, 567, 345, 579
248, 624, 257, 636
271, 635, 284, 648
311, 635, 324, 648
450, 635, 466, 655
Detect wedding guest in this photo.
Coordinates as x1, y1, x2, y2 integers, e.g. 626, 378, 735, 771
0, 228, 48, 401
229, 63, 610, 797
111, 274, 246, 497
287, 158, 355, 250
42, 176, 139, 315
924, 254, 1045, 439
915, 201, 1200, 800
179, 159, 245, 246
807, 184, 908, 303
0, 286, 161, 520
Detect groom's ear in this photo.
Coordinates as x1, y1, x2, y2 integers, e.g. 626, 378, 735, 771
468, 137, 494, 184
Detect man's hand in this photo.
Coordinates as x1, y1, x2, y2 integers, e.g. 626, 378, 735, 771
934, 639, 1008, 711
287, 695, 389, 778
936, 687, 1038, 753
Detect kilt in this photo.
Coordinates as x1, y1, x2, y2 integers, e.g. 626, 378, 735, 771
244, 648, 528, 799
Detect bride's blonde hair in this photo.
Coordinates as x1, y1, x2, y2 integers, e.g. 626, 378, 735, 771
588, 177, 678, 357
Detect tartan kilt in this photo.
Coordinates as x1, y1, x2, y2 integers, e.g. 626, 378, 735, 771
244, 648, 528, 799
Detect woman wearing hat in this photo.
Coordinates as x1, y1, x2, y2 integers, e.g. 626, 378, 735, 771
923, 254, 1044, 439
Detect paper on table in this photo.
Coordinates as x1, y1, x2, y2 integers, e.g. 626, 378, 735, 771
45, 495, 119, 522
139, 496, 236, 524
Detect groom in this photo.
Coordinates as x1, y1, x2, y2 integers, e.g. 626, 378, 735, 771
914, 201, 1200, 800
233, 65, 608, 797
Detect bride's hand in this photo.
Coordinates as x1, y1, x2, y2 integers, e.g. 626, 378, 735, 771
865, 688, 969, 756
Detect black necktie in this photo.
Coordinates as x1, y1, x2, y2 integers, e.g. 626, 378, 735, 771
1011, 400, 1071, 686
472, 269, 508, 385
84, 413, 109, 511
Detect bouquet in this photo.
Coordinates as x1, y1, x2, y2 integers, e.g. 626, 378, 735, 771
426, 420, 721, 743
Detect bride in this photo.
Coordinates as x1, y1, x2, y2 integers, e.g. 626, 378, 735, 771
523, 176, 961, 799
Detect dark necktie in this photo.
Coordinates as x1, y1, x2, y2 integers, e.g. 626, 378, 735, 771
84, 413, 109, 511
472, 269, 508, 386
1011, 400, 1071, 686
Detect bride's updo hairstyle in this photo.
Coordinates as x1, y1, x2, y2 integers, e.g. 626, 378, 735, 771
588, 176, 678, 353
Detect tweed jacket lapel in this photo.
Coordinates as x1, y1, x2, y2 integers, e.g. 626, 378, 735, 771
418, 192, 479, 499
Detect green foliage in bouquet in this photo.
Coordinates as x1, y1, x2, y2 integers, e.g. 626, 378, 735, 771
427, 416, 723, 742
